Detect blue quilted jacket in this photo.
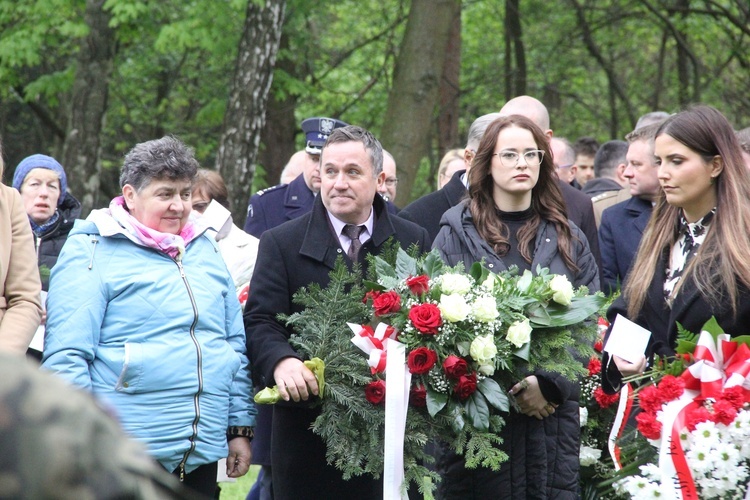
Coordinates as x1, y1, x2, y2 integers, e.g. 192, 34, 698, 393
42, 210, 256, 474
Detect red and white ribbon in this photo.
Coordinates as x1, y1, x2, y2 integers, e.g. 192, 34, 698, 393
349, 322, 399, 374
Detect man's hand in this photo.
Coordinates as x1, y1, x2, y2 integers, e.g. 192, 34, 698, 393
273, 357, 319, 402
613, 354, 647, 377
226, 437, 251, 478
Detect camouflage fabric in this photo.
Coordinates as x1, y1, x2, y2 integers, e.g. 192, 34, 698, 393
0, 354, 194, 500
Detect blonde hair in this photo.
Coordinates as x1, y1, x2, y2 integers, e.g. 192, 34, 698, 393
437, 149, 464, 188
624, 106, 750, 319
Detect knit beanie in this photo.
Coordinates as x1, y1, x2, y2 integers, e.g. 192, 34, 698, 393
12, 154, 68, 206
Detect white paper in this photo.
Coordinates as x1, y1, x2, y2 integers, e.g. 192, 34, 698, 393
28, 291, 47, 353
603, 314, 651, 364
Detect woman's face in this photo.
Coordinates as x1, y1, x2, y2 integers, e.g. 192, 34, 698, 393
655, 133, 721, 222
123, 178, 193, 234
490, 125, 541, 210
21, 168, 61, 224
191, 189, 210, 214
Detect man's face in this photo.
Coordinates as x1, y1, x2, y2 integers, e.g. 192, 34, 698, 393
550, 139, 576, 184
320, 141, 384, 224
574, 154, 595, 186
623, 139, 660, 201
378, 155, 398, 201
302, 152, 322, 193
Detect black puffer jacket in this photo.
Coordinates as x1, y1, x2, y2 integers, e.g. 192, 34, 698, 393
433, 202, 599, 499
34, 194, 81, 291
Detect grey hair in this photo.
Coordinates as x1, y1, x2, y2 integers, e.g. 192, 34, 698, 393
551, 137, 576, 166
594, 140, 628, 178
635, 111, 671, 130
119, 136, 199, 191
323, 125, 384, 176
466, 113, 502, 152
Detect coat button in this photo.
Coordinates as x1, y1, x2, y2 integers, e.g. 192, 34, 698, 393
123, 382, 129, 388
337, 248, 342, 253
488, 264, 494, 268
545, 238, 550, 242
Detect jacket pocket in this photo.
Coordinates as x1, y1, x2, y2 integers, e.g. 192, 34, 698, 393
115, 342, 143, 393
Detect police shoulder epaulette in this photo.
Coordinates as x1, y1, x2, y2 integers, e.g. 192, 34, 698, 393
255, 183, 286, 197
591, 191, 616, 204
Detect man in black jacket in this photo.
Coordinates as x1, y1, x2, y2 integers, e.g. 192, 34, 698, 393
244, 125, 430, 500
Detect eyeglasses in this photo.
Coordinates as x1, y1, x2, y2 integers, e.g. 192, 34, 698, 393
493, 150, 545, 167
385, 178, 398, 186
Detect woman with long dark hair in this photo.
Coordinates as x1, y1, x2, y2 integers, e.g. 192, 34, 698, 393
433, 115, 599, 498
603, 105, 750, 392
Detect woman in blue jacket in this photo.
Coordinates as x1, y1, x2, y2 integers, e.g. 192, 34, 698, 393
42, 136, 256, 497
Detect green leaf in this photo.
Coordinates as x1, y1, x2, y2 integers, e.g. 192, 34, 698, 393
700, 316, 724, 341
374, 255, 397, 279
533, 295, 605, 327
421, 249, 445, 278
513, 342, 530, 361
469, 261, 485, 282
395, 247, 418, 279
426, 389, 448, 417
517, 270, 533, 293
465, 392, 490, 431
477, 377, 509, 412
363, 280, 386, 292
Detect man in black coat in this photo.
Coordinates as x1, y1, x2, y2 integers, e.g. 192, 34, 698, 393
244, 125, 430, 500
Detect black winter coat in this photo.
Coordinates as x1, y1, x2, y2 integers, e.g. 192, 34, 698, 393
433, 202, 599, 499
602, 252, 750, 393
34, 194, 81, 291
244, 194, 430, 500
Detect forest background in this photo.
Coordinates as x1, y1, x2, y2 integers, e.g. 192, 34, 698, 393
1, 0, 748, 222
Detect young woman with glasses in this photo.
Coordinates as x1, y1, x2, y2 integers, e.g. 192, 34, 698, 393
432, 114, 599, 499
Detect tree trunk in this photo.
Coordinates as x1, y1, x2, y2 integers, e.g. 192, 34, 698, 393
61, 0, 115, 217
504, 0, 526, 99
215, 0, 286, 222
437, 4, 462, 162
380, 0, 459, 207
259, 31, 298, 188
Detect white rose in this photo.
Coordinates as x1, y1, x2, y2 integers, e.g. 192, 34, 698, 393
549, 274, 574, 306
579, 445, 602, 467
478, 363, 495, 376
469, 334, 497, 363
440, 273, 473, 295
472, 295, 499, 323
481, 273, 503, 290
439, 293, 471, 322
579, 406, 588, 427
506, 318, 532, 348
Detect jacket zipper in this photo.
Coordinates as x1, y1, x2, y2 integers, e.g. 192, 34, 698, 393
176, 259, 203, 481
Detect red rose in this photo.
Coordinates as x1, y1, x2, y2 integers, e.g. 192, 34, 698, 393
636, 411, 662, 440
593, 386, 619, 409
407, 347, 438, 375
593, 339, 604, 353
656, 375, 685, 401
363, 290, 381, 304
406, 275, 430, 295
720, 386, 745, 410
638, 385, 664, 414
443, 355, 469, 379
685, 406, 712, 431
410, 384, 427, 407
587, 357, 601, 376
373, 291, 402, 316
454, 373, 478, 400
712, 399, 738, 425
365, 380, 386, 405
408, 303, 442, 335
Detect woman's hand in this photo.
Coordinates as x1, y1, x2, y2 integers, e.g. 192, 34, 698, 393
226, 436, 251, 478
612, 354, 647, 377
508, 375, 557, 420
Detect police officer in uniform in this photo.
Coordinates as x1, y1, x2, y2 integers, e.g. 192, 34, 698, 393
243, 117, 348, 238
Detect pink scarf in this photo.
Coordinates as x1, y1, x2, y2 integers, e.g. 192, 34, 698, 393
109, 196, 198, 261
